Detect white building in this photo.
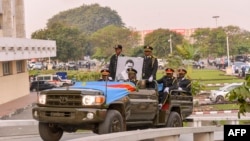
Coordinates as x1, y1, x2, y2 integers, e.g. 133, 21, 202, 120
0, 0, 56, 104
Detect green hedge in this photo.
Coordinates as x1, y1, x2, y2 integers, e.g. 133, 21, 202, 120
29, 70, 101, 81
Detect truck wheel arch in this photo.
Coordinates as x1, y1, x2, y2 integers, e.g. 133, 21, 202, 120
97, 110, 124, 134
108, 103, 127, 130
166, 111, 183, 127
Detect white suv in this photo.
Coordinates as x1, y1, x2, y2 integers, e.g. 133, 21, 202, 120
35, 74, 74, 87
209, 82, 243, 103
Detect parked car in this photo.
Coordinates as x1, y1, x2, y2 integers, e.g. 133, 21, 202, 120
35, 74, 74, 87
209, 83, 243, 103
30, 81, 56, 92
67, 62, 78, 70
32, 62, 45, 70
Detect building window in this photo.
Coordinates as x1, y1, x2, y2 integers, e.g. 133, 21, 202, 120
16, 60, 24, 73
3, 61, 11, 75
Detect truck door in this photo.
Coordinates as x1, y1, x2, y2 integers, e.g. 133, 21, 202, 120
127, 89, 158, 121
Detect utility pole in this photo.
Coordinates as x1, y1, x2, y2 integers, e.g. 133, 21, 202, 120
226, 35, 230, 66
169, 34, 172, 54
212, 16, 220, 27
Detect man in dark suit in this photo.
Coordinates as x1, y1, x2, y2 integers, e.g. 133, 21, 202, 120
175, 67, 192, 94
98, 68, 112, 81
126, 68, 138, 85
157, 68, 177, 107
142, 46, 158, 88
109, 44, 124, 80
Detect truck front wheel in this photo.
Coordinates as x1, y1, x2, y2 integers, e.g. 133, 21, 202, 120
97, 110, 124, 134
39, 122, 63, 141
166, 111, 183, 127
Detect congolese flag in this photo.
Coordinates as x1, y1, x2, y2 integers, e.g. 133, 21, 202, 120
71, 81, 136, 104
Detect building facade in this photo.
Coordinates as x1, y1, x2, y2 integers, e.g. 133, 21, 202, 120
0, 0, 56, 104
137, 28, 196, 45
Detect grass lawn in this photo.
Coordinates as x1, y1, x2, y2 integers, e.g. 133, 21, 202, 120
211, 103, 239, 110
194, 103, 239, 111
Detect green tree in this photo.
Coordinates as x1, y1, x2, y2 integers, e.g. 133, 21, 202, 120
176, 41, 200, 60
47, 4, 124, 35
32, 23, 88, 62
191, 26, 250, 58
90, 25, 140, 59
224, 25, 250, 55
191, 28, 210, 57
144, 28, 183, 58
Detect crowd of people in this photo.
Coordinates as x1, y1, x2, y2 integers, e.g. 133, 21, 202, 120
97, 44, 192, 108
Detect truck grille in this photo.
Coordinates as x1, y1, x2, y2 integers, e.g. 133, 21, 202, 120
46, 94, 82, 107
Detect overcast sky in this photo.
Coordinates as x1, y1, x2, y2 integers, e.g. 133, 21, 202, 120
24, 0, 250, 38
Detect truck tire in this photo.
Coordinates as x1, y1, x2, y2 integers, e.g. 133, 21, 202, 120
97, 110, 124, 134
166, 111, 183, 127
39, 122, 63, 141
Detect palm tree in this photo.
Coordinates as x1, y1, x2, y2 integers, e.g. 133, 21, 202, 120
176, 41, 200, 61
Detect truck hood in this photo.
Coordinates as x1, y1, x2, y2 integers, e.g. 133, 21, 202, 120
71, 81, 136, 104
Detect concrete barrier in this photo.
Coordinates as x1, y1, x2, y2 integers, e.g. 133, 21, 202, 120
0, 119, 226, 141
186, 116, 250, 127
0, 119, 38, 127
67, 126, 223, 141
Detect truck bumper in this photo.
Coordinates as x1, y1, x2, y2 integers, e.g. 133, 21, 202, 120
32, 107, 107, 124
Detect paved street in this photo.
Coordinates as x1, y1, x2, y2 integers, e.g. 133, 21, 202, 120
0, 105, 232, 140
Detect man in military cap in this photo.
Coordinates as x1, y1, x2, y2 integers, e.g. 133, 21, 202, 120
157, 68, 177, 107
98, 68, 113, 81
174, 67, 191, 94
126, 68, 138, 85
142, 45, 158, 88
109, 44, 125, 80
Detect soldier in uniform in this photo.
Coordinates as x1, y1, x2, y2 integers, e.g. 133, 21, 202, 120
174, 67, 192, 95
142, 46, 158, 88
98, 68, 113, 81
109, 44, 124, 80
126, 68, 138, 85
157, 68, 177, 107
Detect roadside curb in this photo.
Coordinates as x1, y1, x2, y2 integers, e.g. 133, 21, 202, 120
192, 110, 238, 115
0, 103, 36, 119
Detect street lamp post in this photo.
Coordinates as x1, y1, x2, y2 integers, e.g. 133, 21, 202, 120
169, 34, 172, 54
226, 35, 230, 66
212, 16, 220, 27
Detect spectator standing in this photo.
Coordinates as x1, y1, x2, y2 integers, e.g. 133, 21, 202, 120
241, 66, 246, 77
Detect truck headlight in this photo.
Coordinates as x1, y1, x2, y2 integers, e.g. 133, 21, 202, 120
82, 95, 105, 105
38, 94, 47, 104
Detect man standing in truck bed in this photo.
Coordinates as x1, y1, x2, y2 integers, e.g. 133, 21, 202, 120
142, 46, 158, 88
109, 44, 124, 80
